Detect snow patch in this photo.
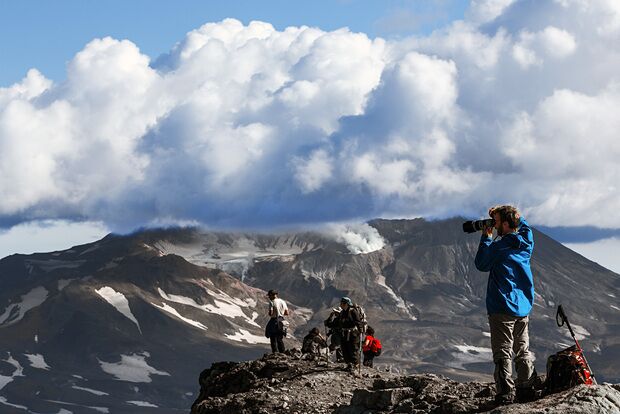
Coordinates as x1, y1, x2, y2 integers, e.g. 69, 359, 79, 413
0, 353, 24, 391
0, 396, 28, 411
225, 329, 270, 344
375, 274, 416, 320
159, 286, 259, 327
0, 286, 48, 327
94, 287, 142, 334
99, 352, 170, 383
448, 345, 493, 370
611, 305, 620, 311
564, 323, 590, 341
151, 301, 208, 330
127, 401, 158, 407
72, 385, 109, 396
24, 353, 50, 370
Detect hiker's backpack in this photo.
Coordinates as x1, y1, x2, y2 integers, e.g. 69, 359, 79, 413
371, 337, 382, 356
545, 345, 594, 394
352, 304, 367, 330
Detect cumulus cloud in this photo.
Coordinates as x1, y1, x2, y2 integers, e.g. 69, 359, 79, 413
1, 1, 620, 233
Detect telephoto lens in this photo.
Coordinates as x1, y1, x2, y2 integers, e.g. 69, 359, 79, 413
462, 218, 495, 233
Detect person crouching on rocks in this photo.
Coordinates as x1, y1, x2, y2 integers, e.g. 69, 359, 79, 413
336, 297, 363, 371
301, 327, 327, 359
362, 326, 382, 368
265, 289, 289, 353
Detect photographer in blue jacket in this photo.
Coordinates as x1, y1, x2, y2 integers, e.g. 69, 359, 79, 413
475, 205, 537, 405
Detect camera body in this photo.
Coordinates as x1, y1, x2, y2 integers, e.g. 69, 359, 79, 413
462, 218, 495, 233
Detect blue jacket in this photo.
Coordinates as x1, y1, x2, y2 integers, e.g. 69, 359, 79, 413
474, 218, 535, 317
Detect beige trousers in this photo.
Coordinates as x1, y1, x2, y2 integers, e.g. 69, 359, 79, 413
488, 313, 535, 395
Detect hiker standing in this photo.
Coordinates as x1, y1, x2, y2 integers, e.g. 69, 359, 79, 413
362, 326, 382, 368
474, 205, 537, 405
265, 289, 289, 353
324, 308, 344, 362
335, 297, 363, 371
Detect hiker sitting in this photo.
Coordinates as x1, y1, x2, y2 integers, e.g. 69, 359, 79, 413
301, 327, 327, 359
362, 326, 382, 368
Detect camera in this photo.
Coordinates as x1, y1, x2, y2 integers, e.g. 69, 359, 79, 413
462, 218, 495, 233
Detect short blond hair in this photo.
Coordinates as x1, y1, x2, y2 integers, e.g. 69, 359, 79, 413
489, 205, 520, 229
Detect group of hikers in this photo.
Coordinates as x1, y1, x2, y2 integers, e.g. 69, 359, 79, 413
265, 290, 382, 371
264, 205, 541, 405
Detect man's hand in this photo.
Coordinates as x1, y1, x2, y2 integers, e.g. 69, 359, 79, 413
483, 224, 493, 237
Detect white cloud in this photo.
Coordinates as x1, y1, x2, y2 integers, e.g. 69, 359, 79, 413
0, 1, 619, 235
324, 222, 386, 254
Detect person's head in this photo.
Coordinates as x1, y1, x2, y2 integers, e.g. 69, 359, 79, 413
267, 289, 278, 300
366, 326, 375, 336
489, 205, 520, 236
310, 327, 320, 336
340, 296, 352, 310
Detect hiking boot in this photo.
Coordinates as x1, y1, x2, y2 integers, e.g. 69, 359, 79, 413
515, 386, 543, 403
494, 392, 515, 405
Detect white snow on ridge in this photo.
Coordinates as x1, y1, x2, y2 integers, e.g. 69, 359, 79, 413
127, 400, 158, 407
225, 329, 270, 344
158, 287, 259, 327
375, 274, 416, 320
72, 385, 109, 396
24, 353, 50, 370
94, 287, 142, 334
99, 352, 170, 383
0, 353, 24, 391
564, 323, 590, 341
0, 286, 48, 327
0, 396, 28, 411
448, 345, 493, 370
151, 302, 208, 330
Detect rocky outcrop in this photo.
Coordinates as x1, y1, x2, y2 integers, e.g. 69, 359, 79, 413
190, 352, 620, 414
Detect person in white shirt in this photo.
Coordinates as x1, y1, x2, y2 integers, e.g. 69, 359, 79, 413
265, 289, 289, 353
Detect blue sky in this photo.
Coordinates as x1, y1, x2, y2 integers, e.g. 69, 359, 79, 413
1, 0, 469, 87
1, 0, 620, 273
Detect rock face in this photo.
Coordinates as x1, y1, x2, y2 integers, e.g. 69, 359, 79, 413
190, 353, 620, 414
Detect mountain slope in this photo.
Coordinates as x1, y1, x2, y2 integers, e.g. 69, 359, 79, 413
0, 218, 618, 412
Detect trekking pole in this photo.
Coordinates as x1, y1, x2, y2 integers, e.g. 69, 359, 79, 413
556, 305, 597, 384
358, 331, 363, 375
325, 326, 329, 367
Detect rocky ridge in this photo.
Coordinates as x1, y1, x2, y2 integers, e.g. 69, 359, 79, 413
190, 352, 620, 414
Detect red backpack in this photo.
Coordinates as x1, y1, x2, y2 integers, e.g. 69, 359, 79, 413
370, 337, 382, 356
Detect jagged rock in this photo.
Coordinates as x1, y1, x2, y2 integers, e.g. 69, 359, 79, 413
190, 354, 620, 414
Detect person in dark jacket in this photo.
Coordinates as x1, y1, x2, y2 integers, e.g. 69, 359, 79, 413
301, 327, 328, 358
474, 205, 536, 405
324, 308, 344, 362
335, 297, 363, 371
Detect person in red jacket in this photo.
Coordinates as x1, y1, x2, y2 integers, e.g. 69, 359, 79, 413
362, 326, 382, 367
